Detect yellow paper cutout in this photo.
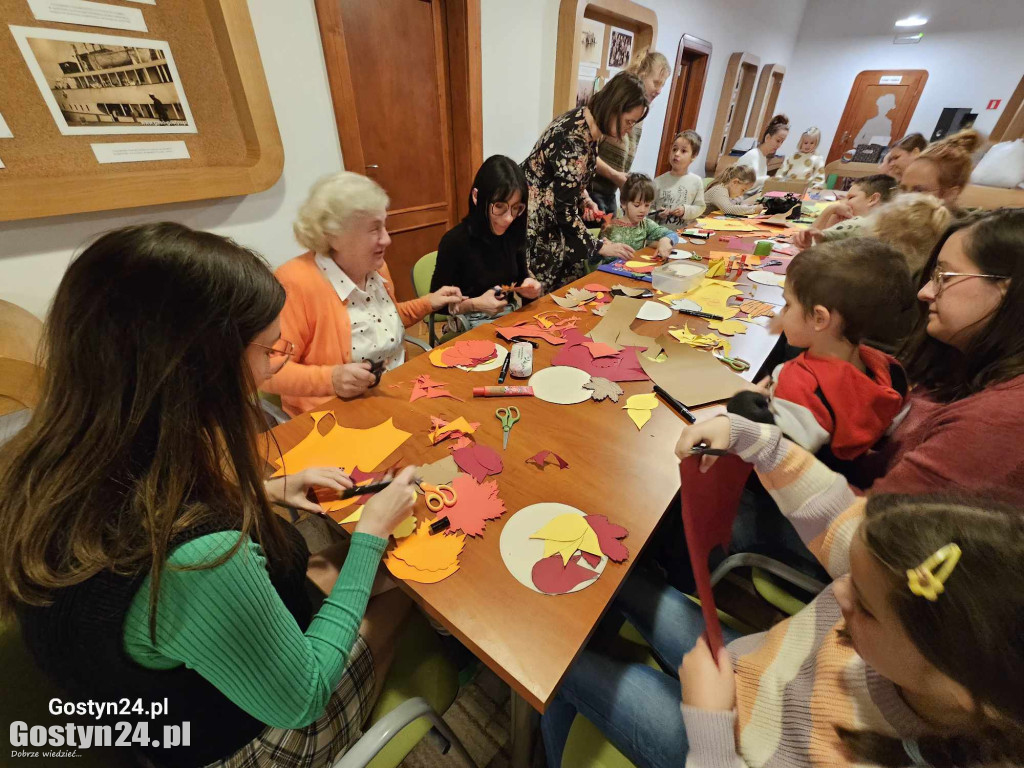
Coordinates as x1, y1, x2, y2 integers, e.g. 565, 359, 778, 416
385, 551, 460, 583
272, 418, 411, 479
390, 519, 466, 571
746, 254, 762, 267
338, 506, 364, 524
392, 515, 417, 539
627, 408, 652, 430
669, 325, 733, 358
624, 393, 659, 410
680, 278, 743, 319
695, 217, 760, 232
428, 416, 478, 445
428, 347, 451, 368
707, 319, 748, 336
532, 514, 605, 565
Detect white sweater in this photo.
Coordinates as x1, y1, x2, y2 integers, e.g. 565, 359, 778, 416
653, 171, 706, 226
734, 147, 768, 192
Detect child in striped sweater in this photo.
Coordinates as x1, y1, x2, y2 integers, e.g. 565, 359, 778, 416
541, 413, 1024, 768
703, 165, 764, 216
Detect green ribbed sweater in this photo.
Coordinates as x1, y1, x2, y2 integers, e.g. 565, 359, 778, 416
123, 531, 387, 729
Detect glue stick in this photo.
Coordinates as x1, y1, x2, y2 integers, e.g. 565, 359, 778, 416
472, 386, 534, 397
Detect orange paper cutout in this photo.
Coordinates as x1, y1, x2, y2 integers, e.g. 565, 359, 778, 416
272, 418, 411, 479
390, 518, 466, 571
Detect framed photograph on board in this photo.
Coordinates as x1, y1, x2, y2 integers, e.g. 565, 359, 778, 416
11, 26, 197, 135
576, 68, 596, 108
607, 27, 633, 70
578, 17, 604, 67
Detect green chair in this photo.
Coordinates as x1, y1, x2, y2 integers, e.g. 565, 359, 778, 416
412, 251, 467, 347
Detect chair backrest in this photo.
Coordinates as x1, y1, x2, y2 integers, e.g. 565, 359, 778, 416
762, 177, 810, 196
410, 252, 437, 299
679, 454, 753, 654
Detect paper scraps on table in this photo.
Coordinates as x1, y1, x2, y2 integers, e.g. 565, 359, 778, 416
409, 374, 462, 402
583, 376, 623, 403
528, 365, 593, 405
273, 417, 411, 484
587, 296, 661, 354
680, 279, 744, 319
552, 287, 597, 309
747, 270, 786, 287
639, 333, 748, 408
740, 299, 777, 318
451, 442, 503, 483
591, 304, 609, 316
532, 554, 601, 595
551, 329, 649, 382
583, 283, 609, 293
416, 455, 461, 487
695, 217, 761, 232
583, 514, 629, 562
430, 340, 500, 369
668, 325, 732, 357
621, 261, 659, 273
525, 450, 570, 470
584, 341, 618, 358
707, 319, 748, 336
531, 513, 603, 565
610, 285, 649, 298
669, 298, 702, 313
444, 473, 506, 536
636, 301, 673, 321
385, 518, 466, 583
428, 416, 479, 445
494, 318, 573, 346
623, 391, 659, 430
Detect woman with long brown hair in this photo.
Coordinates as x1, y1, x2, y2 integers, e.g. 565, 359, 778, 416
0, 222, 419, 768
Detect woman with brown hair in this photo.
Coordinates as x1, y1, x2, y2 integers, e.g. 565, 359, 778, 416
523, 71, 649, 289
899, 129, 981, 209
734, 113, 790, 194
0, 223, 420, 768
879, 132, 928, 182
588, 49, 671, 214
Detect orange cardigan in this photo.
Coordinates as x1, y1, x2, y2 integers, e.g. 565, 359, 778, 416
262, 252, 432, 416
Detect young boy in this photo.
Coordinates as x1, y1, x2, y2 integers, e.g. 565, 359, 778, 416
602, 173, 679, 258
728, 238, 914, 467
792, 173, 896, 249
652, 130, 705, 227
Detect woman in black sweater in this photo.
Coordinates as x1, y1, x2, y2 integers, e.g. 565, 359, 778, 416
431, 155, 543, 329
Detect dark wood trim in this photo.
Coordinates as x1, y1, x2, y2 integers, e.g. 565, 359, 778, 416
655, 33, 711, 176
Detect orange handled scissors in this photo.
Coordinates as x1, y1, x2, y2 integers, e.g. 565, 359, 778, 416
420, 482, 457, 513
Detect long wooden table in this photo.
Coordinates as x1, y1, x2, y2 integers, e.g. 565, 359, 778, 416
267, 237, 786, 758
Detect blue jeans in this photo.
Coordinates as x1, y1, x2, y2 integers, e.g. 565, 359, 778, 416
540, 569, 742, 768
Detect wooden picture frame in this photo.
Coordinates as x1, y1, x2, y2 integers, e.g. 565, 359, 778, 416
0, 0, 283, 222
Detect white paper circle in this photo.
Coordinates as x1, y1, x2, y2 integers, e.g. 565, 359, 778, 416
529, 366, 593, 405
456, 344, 508, 372
667, 250, 698, 261
499, 503, 606, 594
670, 298, 703, 312
636, 301, 673, 321
747, 270, 786, 286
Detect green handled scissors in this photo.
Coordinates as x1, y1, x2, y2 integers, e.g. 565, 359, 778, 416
712, 349, 751, 373
495, 406, 520, 451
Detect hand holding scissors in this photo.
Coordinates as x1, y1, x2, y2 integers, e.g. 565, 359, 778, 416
495, 406, 520, 450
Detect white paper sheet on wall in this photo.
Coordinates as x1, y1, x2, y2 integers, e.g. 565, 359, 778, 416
27, 0, 148, 32
91, 140, 189, 163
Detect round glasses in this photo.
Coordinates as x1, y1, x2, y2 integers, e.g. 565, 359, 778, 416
929, 267, 1010, 296
252, 338, 295, 361
490, 201, 526, 219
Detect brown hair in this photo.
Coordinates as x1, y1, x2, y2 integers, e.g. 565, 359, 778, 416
901, 208, 1024, 402
588, 72, 649, 137
761, 113, 790, 143
914, 129, 983, 191
624, 48, 670, 80
621, 172, 656, 205
890, 132, 928, 154
786, 238, 914, 344
673, 129, 702, 157
851, 173, 897, 203
867, 193, 952, 279
837, 493, 1024, 766
0, 223, 291, 640
706, 163, 756, 193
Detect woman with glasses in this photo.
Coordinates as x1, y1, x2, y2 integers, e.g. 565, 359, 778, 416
261, 172, 464, 416
523, 72, 649, 290
431, 155, 543, 330
855, 207, 1024, 504
0, 222, 422, 768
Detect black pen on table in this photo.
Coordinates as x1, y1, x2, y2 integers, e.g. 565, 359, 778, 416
497, 351, 512, 384
652, 384, 696, 424
674, 308, 724, 322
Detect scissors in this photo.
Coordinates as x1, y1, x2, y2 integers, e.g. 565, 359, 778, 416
495, 406, 520, 450
419, 482, 457, 513
712, 349, 751, 373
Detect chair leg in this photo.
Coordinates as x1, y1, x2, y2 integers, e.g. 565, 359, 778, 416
424, 708, 477, 768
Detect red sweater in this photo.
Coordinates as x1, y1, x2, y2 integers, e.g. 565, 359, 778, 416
867, 373, 1024, 505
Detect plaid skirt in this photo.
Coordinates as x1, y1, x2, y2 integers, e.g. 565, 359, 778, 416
206, 636, 376, 768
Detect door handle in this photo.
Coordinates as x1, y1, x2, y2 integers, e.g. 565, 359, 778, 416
365, 164, 379, 170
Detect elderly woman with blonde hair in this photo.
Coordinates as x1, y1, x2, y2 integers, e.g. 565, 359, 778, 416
262, 172, 463, 415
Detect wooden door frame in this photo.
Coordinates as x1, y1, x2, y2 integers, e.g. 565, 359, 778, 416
705, 52, 760, 176
553, 0, 658, 117
746, 63, 785, 142
825, 69, 928, 164
313, 0, 484, 222
655, 33, 711, 176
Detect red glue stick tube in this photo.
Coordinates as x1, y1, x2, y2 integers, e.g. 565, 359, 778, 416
472, 386, 534, 397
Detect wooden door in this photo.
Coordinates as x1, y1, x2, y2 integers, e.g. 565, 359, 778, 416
655, 34, 712, 176
826, 69, 928, 164
315, 0, 482, 301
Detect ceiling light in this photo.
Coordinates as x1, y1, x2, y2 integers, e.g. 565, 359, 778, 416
895, 16, 928, 27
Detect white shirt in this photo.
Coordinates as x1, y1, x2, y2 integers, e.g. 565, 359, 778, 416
735, 147, 768, 193
314, 253, 405, 371
652, 171, 706, 226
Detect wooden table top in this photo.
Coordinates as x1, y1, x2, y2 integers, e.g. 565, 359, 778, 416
267, 237, 786, 711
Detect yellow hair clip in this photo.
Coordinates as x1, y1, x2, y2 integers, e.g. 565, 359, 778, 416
906, 543, 961, 601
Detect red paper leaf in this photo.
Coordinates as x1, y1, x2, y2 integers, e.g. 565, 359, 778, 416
580, 551, 602, 568
443, 474, 506, 537
411, 374, 462, 403
451, 442, 504, 483
585, 514, 629, 562
531, 553, 599, 594
525, 450, 569, 470
550, 329, 649, 382
494, 322, 570, 346
440, 340, 499, 367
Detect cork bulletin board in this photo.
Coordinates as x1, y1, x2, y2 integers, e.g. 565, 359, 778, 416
0, 0, 283, 221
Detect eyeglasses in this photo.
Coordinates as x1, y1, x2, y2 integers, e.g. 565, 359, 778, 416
252, 338, 296, 361
929, 268, 1010, 295
490, 201, 526, 219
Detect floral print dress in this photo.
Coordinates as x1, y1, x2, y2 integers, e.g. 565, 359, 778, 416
522, 107, 599, 290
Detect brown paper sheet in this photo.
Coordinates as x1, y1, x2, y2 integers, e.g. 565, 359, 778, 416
639, 334, 748, 407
